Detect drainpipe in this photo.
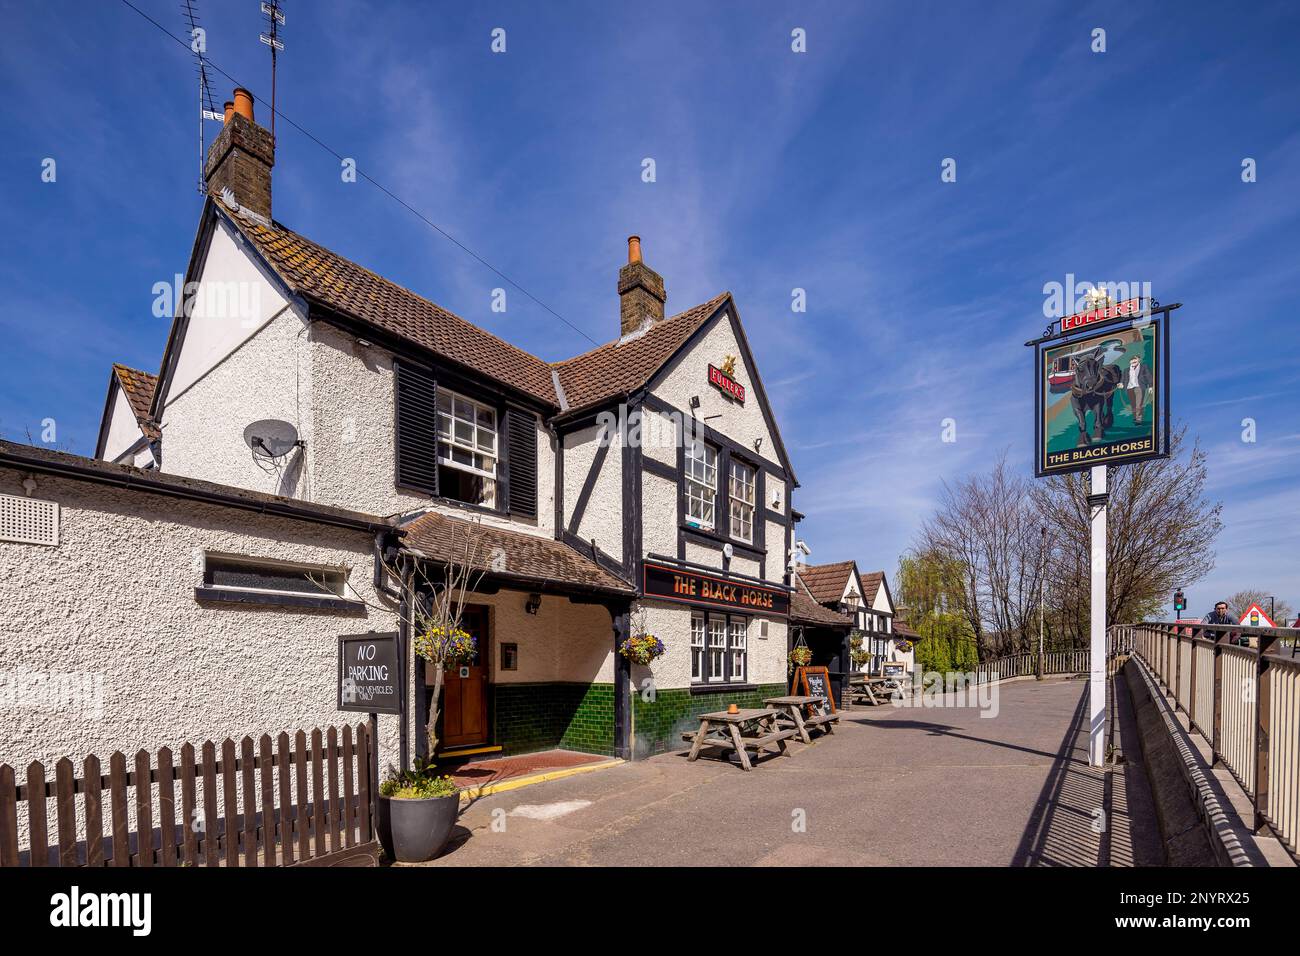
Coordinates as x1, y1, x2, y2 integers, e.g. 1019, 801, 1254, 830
372, 529, 410, 770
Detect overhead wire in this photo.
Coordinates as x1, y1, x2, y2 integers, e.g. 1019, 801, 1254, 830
119, 0, 601, 348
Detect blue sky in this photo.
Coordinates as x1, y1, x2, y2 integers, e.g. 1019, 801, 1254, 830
1, 1, 1297, 618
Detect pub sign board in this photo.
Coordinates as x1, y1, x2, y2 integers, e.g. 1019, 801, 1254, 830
1034, 315, 1170, 477
708, 364, 745, 403
338, 632, 403, 716
642, 561, 789, 615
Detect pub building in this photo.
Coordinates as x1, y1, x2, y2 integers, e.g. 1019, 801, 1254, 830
0, 89, 841, 774
792, 561, 903, 704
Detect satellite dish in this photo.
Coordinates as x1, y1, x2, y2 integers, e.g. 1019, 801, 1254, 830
243, 419, 301, 458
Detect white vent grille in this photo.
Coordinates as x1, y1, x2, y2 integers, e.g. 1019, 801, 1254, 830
0, 493, 59, 546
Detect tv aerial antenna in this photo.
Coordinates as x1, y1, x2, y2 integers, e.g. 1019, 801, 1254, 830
181, 0, 223, 194
259, 1, 285, 140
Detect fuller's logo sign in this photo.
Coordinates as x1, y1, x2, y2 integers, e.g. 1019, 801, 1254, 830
708, 364, 745, 403
1060, 296, 1146, 333
642, 561, 789, 615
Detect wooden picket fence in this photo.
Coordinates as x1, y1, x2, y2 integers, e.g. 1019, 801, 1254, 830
0, 722, 377, 868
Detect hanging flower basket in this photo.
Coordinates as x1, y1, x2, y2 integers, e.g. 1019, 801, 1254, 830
788, 644, 812, 674
414, 624, 476, 665
619, 633, 665, 666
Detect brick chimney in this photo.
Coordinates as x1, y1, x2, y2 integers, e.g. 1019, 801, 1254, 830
205, 87, 275, 220
618, 235, 666, 335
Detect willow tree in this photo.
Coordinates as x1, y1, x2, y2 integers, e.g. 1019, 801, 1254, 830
897, 549, 980, 663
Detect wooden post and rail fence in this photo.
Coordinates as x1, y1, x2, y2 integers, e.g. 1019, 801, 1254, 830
0, 721, 378, 868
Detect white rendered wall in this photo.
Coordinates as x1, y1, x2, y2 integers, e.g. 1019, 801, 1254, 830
635, 600, 786, 691
562, 423, 622, 558
0, 467, 400, 775
441, 591, 614, 686
649, 311, 780, 472
166, 219, 291, 401
101, 384, 145, 463
161, 306, 313, 499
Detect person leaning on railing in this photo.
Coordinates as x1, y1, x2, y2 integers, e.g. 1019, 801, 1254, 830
1203, 601, 1247, 646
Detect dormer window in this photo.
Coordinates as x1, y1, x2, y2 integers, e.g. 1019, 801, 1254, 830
685, 439, 717, 529
436, 388, 497, 506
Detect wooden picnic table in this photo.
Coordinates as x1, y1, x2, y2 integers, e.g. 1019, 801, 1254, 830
683, 708, 795, 771
848, 676, 896, 706
763, 695, 835, 744
764, 697, 837, 743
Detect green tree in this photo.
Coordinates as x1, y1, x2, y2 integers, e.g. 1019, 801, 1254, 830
898, 549, 980, 667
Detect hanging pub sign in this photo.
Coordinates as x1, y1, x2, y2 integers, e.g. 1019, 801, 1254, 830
1032, 306, 1174, 477
642, 561, 789, 615
338, 632, 403, 715
708, 363, 745, 403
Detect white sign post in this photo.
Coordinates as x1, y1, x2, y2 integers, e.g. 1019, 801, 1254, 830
1088, 464, 1108, 767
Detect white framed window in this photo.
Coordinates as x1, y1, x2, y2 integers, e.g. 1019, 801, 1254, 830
707, 617, 727, 683
690, 612, 705, 682
691, 612, 749, 685
685, 440, 717, 529
728, 619, 747, 682
728, 459, 755, 543
436, 388, 498, 506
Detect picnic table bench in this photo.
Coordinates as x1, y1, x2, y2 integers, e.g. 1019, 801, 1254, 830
847, 676, 897, 706
682, 708, 796, 771
763, 695, 838, 743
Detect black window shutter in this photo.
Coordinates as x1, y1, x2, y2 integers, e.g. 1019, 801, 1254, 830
394, 361, 439, 497
506, 407, 538, 518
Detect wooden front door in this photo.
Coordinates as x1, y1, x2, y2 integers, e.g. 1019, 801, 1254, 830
437, 605, 489, 749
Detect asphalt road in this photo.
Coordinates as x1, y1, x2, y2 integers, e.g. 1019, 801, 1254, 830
427, 677, 1163, 867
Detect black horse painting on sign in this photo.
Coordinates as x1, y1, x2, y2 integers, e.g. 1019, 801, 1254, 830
1039, 322, 1164, 476
1069, 352, 1123, 446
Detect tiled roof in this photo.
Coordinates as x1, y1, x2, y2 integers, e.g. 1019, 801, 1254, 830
790, 590, 854, 628
861, 570, 886, 604
217, 199, 738, 418
400, 510, 634, 596
893, 620, 920, 640
552, 292, 731, 413
112, 364, 160, 440
217, 201, 558, 406
798, 560, 856, 605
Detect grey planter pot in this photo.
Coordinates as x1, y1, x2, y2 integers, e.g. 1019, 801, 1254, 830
383, 793, 459, 863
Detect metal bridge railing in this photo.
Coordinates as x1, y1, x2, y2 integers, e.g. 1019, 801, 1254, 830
971, 629, 1133, 685
1115, 621, 1300, 863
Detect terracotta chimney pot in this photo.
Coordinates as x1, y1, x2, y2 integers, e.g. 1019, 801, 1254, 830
232, 88, 255, 122
223, 101, 234, 124
627, 235, 642, 264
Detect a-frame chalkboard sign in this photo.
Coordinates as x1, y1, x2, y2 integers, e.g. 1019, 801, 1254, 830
794, 665, 837, 716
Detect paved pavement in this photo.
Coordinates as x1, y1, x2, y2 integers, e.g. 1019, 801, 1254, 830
427, 677, 1164, 867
